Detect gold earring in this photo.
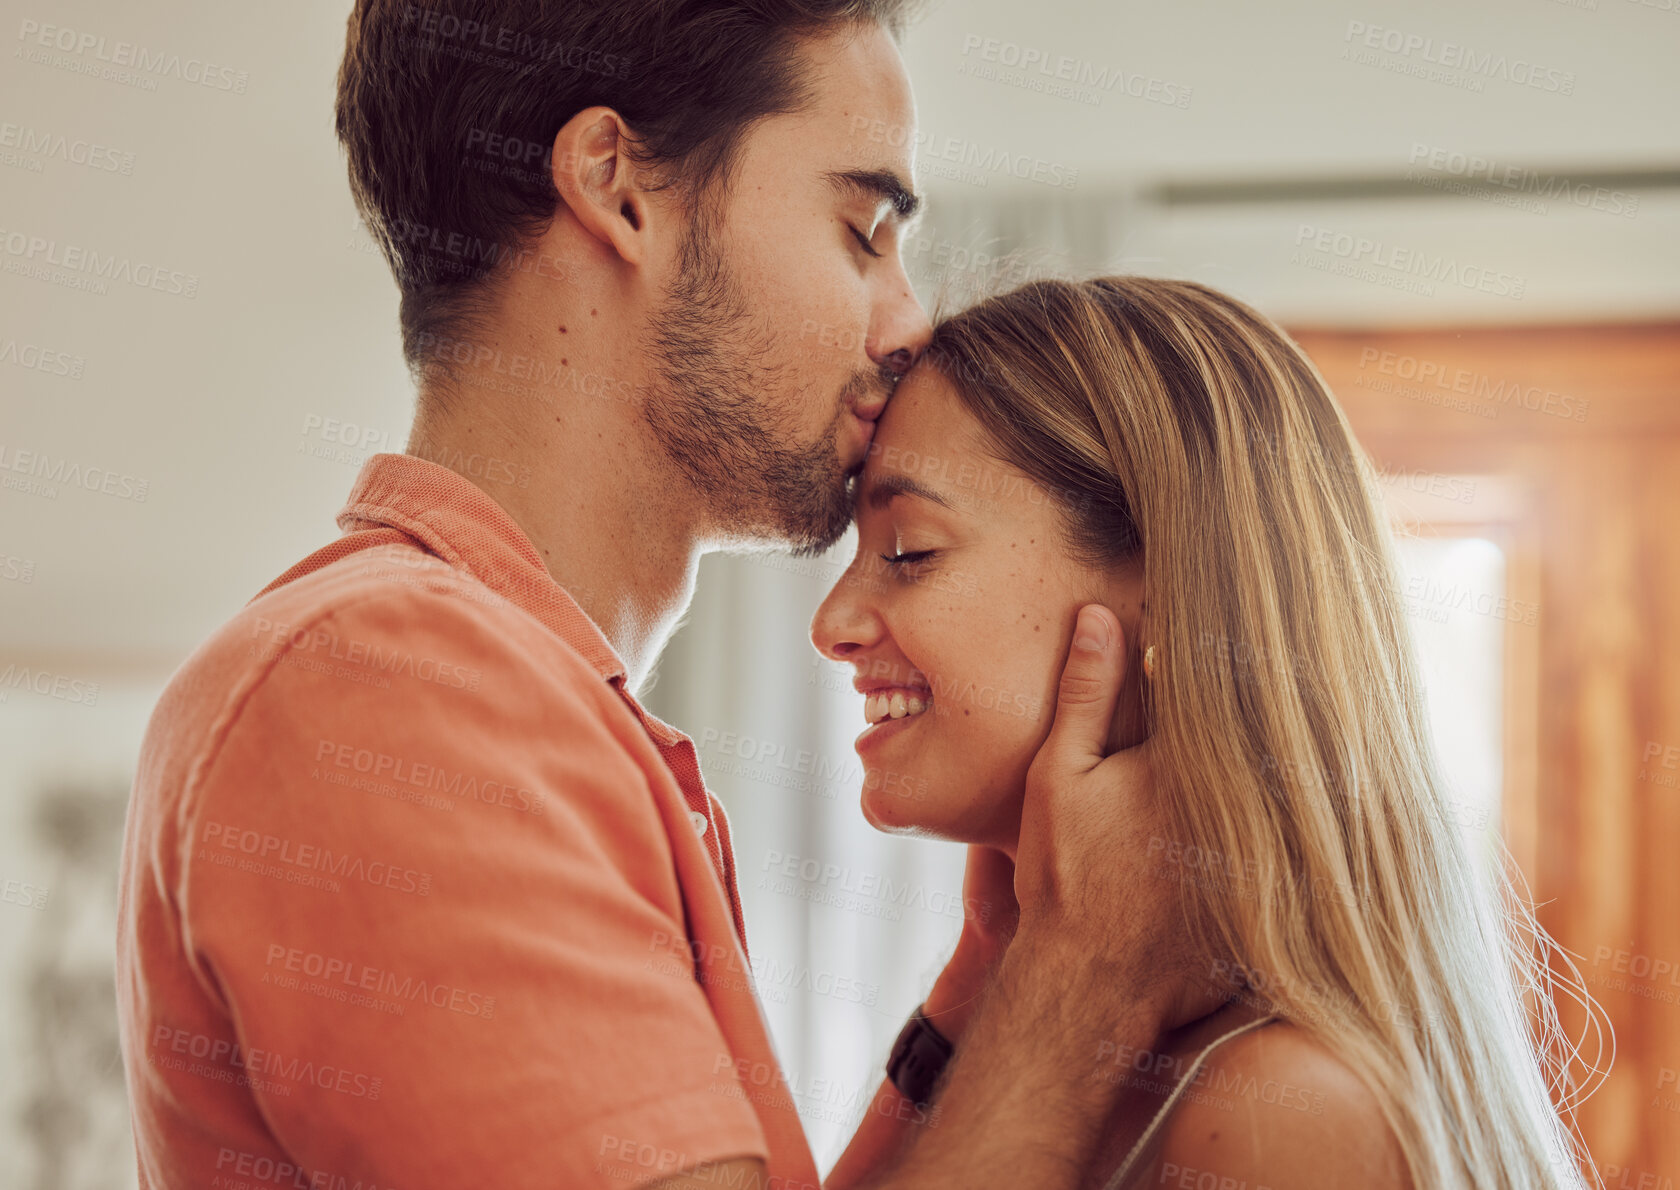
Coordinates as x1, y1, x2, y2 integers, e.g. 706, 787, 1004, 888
1143, 644, 1157, 680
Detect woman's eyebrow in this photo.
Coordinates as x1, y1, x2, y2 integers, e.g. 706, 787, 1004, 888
863, 473, 954, 512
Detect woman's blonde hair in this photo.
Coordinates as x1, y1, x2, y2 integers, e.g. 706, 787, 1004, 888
924, 276, 1606, 1189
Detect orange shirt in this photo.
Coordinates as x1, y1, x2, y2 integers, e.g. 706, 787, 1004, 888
116, 452, 820, 1190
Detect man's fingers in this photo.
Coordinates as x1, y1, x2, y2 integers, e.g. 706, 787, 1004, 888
1038, 604, 1126, 780
961, 845, 1018, 933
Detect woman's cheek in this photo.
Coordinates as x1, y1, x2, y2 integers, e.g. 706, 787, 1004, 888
1012, 616, 1071, 745
962, 649, 1056, 777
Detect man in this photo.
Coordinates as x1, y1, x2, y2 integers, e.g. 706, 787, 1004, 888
116, 3, 1209, 1187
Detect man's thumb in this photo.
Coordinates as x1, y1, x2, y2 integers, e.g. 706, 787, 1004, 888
1040, 604, 1125, 778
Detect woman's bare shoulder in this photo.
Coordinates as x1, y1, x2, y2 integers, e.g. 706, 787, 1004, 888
1151, 1019, 1411, 1190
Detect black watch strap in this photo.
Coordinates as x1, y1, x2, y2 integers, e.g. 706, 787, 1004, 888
886, 1002, 954, 1109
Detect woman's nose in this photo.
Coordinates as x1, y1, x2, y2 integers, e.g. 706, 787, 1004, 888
811, 568, 880, 662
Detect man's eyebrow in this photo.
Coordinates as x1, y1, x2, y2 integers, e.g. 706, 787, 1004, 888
864, 473, 953, 512
826, 168, 922, 223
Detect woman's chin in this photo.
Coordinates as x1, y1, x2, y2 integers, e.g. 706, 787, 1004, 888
859, 785, 908, 832
860, 776, 982, 842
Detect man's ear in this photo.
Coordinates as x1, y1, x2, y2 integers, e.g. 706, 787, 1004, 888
551, 106, 653, 266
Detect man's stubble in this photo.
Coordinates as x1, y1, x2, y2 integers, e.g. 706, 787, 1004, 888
641, 210, 888, 558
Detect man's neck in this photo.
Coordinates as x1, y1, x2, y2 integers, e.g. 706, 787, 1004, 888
407, 355, 701, 693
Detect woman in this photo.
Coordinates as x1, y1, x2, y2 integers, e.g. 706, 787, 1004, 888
811, 277, 1599, 1189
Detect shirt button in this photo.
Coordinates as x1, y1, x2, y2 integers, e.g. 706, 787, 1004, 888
689, 810, 709, 837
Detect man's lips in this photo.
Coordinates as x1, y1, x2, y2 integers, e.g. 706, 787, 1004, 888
850, 397, 887, 423
843, 367, 894, 425
841, 373, 893, 463
843, 407, 882, 468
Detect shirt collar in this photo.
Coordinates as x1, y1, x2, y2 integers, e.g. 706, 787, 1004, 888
333, 455, 743, 946
336, 452, 628, 684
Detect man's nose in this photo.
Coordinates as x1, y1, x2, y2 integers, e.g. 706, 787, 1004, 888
869, 279, 933, 377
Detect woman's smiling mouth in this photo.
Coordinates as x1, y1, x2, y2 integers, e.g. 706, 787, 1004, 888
864, 687, 932, 725
856, 684, 934, 752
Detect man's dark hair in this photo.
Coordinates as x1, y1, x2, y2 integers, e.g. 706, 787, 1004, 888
335, 0, 912, 392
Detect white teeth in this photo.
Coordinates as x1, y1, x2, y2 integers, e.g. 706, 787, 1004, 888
865, 690, 932, 726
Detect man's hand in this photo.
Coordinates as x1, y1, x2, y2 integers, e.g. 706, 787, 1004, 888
957, 844, 1020, 963
1012, 604, 1230, 1031
923, 845, 1019, 1040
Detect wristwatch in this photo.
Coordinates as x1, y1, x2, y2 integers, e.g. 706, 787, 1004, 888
886, 1002, 954, 1109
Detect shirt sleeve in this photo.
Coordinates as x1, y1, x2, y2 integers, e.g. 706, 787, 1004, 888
176, 584, 770, 1188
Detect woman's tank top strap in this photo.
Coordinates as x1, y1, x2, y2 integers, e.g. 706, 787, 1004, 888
1099, 1014, 1281, 1190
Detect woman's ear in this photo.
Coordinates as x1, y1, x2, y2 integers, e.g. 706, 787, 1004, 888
550, 106, 653, 267
1107, 646, 1150, 753
1103, 563, 1151, 753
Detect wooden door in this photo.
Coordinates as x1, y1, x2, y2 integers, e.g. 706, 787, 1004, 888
1293, 322, 1680, 1188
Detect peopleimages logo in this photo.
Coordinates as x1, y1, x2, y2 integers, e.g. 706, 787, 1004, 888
250, 616, 483, 692
852, 116, 1079, 190
15, 19, 250, 93
0, 444, 149, 501
0, 122, 135, 174
0, 664, 99, 706
313, 738, 544, 816
264, 943, 496, 1019
1342, 20, 1577, 95
759, 850, 987, 923
1353, 346, 1591, 422
1401, 575, 1540, 626
1293, 224, 1527, 300
198, 821, 433, 897
0, 227, 199, 298
151, 1026, 382, 1100
398, 5, 633, 79
1406, 144, 1640, 218
0, 338, 85, 379
957, 34, 1194, 109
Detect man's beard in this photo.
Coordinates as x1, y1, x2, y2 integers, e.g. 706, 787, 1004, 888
641, 214, 887, 558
